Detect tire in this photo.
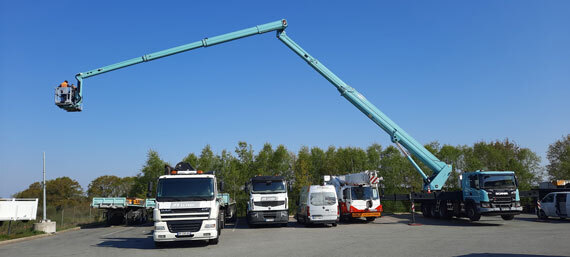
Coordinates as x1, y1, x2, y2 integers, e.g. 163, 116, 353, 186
430, 203, 440, 219
365, 217, 376, 222
332, 223, 337, 227
154, 242, 166, 248
537, 209, 548, 220
209, 238, 219, 245
501, 214, 515, 220
220, 211, 225, 229
466, 204, 481, 222
422, 204, 432, 218
439, 201, 453, 219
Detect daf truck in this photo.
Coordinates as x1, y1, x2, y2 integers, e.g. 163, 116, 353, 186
152, 162, 224, 247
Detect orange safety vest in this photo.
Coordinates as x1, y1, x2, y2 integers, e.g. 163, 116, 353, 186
60, 81, 68, 87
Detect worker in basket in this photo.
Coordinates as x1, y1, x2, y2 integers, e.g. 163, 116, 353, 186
70, 83, 79, 103
58, 80, 69, 103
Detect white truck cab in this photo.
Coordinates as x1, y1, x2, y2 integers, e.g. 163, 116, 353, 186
537, 192, 569, 220
296, 185, 338, 226
152, 162, 223, 247
246, 176, 289, 227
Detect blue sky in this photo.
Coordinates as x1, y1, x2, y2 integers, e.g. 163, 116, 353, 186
1, 1, 569, 197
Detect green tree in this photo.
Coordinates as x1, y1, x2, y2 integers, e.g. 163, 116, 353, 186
197, 145, 216, 171
464, 139, 541, 190
182, 153, 199, 168
87, 175, 135, 197
366, 143, 383, 171
15, 177, 84, 211
130, 150, 167, 197
309, 146, 326, 184
546, 134, 570, 180
254, 143, 274, 175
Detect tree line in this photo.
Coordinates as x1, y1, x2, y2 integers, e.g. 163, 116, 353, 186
14, 135, 569, 213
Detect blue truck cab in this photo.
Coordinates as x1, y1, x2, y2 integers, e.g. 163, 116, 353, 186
461, 171, 522, 221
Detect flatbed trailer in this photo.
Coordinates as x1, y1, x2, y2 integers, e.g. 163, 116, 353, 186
91, 197, 153, 225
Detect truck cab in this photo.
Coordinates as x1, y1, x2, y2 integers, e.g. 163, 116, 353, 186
461, 171, 522, 220
246, 176, 289, 227
152, 163, 223, 247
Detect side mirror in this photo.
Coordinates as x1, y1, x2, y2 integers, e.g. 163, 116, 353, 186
244, 182, 249, 193
219, 181, 225, 192
288, 182, 293, 191
473, 178, 480, 189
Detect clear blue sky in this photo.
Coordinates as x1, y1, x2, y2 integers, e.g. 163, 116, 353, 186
1, 1, 569, 197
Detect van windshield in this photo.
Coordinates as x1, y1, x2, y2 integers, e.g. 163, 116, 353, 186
350, 187, 379, 200
310, 192, 337, 206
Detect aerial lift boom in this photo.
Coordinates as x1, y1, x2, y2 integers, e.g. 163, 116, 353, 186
55, 19, 451, 191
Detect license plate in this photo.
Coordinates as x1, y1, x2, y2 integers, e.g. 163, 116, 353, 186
312, 216, 322, 220
265, 218, 274, 222
500, 208, 509, 211
177, 232, 193, 236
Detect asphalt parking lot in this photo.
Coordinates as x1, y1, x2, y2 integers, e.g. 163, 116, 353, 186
0, 214, 568, 257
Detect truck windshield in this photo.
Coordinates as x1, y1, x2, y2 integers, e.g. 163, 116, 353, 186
350, 187, 379, 200
252, 181, 286, 193
480, 175, 516, 189
310, 192, 337, 206
157, 178, 214, 201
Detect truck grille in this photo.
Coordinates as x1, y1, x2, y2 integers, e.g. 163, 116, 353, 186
167, 220, 203, 233
161, 208, 210, 213
492, 197, 513, 203
254, 201, 285, 207
261, 211, 278, 219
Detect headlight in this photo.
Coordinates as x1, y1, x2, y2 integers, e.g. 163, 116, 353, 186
204, 223, 216, 229
155, 226, 166, 231
481, 202, 490, 208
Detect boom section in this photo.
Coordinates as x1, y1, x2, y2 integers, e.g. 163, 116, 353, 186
56, 20, 288, 112
277, 31, 451, 191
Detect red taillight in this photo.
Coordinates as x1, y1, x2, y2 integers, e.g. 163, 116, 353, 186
307, 206, 310, 217
337, 206, 339, 215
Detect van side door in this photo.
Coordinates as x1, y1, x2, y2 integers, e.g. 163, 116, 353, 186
541, 193, 555, 216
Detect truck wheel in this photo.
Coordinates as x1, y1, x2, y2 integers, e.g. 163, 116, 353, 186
421, 204, 431, 218
466, 204, 481, 221
501, 214, 515, 220
438, 201, 453, 219
209, 238, 219, 245
365, 217, 376, 222
332, 223, 337, 227
430, 204, 440, 218
220, 211, 225, 229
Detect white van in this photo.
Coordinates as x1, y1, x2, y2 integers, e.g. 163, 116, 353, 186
537, 192, 570, 219
295, 185, 338, 226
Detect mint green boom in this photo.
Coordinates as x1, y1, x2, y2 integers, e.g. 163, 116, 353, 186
56, 19, 451, 191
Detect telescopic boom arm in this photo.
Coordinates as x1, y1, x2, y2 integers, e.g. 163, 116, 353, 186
56, 19, 451, 191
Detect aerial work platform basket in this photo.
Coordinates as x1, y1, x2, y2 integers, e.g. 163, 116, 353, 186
54, 86, 82, 112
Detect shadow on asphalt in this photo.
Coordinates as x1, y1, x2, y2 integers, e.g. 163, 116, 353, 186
96, 236, 155, 249
456, 254, 567, 257
514, 216, 569, 223
377, 214, 504, 227
227, 218, 338, 229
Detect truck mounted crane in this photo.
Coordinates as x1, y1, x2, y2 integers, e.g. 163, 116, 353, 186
55, 19, 522, 221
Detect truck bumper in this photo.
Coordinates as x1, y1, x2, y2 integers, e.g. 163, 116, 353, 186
479, 206, 523, 216
247, 210, 289, 224
351, 211, 382, 218
153, 221, 218, 242
308, 215, 339, 224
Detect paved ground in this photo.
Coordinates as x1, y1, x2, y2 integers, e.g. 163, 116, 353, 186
0, 214, 568, 257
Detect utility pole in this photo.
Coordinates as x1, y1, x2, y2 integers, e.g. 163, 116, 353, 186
43, 152, 47, 221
